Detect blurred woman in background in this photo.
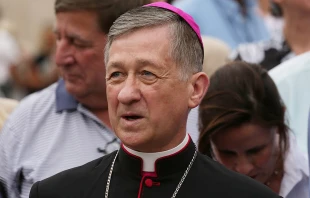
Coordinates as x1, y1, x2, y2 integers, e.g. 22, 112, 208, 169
198, 61, 308, 198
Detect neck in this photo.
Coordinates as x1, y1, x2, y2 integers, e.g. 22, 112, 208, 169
265, 160, 284, 194
284, 10, 310, 55
90, 109, 111, 129
123, 134, 190, 172
77, 95, 110, 127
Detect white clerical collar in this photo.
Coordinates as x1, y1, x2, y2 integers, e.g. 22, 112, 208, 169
123, 134, 190, 172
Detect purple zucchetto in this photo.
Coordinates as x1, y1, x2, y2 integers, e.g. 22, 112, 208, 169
144, 2, 203, 50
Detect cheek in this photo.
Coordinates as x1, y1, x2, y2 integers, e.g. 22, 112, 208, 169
106, 86, 121, 107
214, 156, 233, 168
78, 50, 105, 70
252, 147, 277, 169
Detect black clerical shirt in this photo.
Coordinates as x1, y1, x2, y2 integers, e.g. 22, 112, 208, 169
29, 140, 281, 198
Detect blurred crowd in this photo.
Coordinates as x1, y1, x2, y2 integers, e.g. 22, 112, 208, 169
0, 0, 309, 198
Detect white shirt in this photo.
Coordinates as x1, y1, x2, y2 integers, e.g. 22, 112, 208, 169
186, 107, 199, 145
123, 134, 189, 172
280, 136, 309, 198
269, 51, 310, 153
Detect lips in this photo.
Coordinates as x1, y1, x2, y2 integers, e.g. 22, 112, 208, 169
121, 113, 143, 121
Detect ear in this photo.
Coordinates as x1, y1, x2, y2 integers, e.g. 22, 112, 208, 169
188, 72, 209, 108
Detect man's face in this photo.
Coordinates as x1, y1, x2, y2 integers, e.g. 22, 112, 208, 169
106, 25, 191, 152
54, 11, 107, 103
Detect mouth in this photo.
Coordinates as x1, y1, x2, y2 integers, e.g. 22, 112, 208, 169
122, 116, 143, 121
121, 113, 143, 121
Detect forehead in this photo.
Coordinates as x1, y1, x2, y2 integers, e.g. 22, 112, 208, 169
55, 10, 100, 34
212, 123, 275, 149
107, 25, 174, 69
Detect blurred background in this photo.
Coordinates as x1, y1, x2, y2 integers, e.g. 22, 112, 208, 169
0, 0, 57, 100
0, 0, 54, 53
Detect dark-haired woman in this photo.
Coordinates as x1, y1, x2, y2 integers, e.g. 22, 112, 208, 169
198, 61, 309, 198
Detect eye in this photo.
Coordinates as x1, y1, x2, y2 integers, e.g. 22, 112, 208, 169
67, 36, 90, 49
140, 70, 157, 81
109, 72, 122, 79
141, 70, 154, 76
74, 43, 86, 48
220, 150, 235, 156
70, 39, 89, 48
247, 146, 265, 155
218, 150, 236, 158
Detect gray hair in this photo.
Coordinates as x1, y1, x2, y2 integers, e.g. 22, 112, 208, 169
55, 0, 152, 34
104, 6, 203, 80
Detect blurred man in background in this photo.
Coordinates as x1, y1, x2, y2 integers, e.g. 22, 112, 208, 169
0, 0, 152, 198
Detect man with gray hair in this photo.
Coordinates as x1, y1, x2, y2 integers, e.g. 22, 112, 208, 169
29, 3, 281, 198
0, 0, 152, 198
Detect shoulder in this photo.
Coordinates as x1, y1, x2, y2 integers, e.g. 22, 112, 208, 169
195, 154, 280, 197
0, 83, 58, 141
281, 138, 309, 197
3, 83, 57, 126
269, 52, 310, 83
10, 83, 56, 114
31, 152, 117, 197
19, 83, 57, 109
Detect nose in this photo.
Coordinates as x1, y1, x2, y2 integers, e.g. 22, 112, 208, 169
55, 40, 75, 67
117, 75, 141, 105
233, 156, 254, 176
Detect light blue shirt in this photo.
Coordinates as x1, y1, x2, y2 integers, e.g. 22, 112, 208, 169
269, 51, 310, 154
173, 0, 270, 48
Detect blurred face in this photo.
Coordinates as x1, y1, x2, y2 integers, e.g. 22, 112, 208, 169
54, 11, 107, 104
210, 123, 279, 184
106, 25, 192, 152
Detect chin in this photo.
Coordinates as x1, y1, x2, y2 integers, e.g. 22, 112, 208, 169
118, 132, 151, 151
65, 82, 87, 97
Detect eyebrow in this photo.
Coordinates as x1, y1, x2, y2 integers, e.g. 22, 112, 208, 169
53, 29, 92, 45
246, 144, 267, 152
218, 144, 267, 154
107, 61, 123, 70
218, 149, 236, 154
107, 58, 162, 70
135, 58, 161, 68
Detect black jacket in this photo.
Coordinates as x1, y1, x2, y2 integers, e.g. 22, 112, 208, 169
30, 140, 281, 198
